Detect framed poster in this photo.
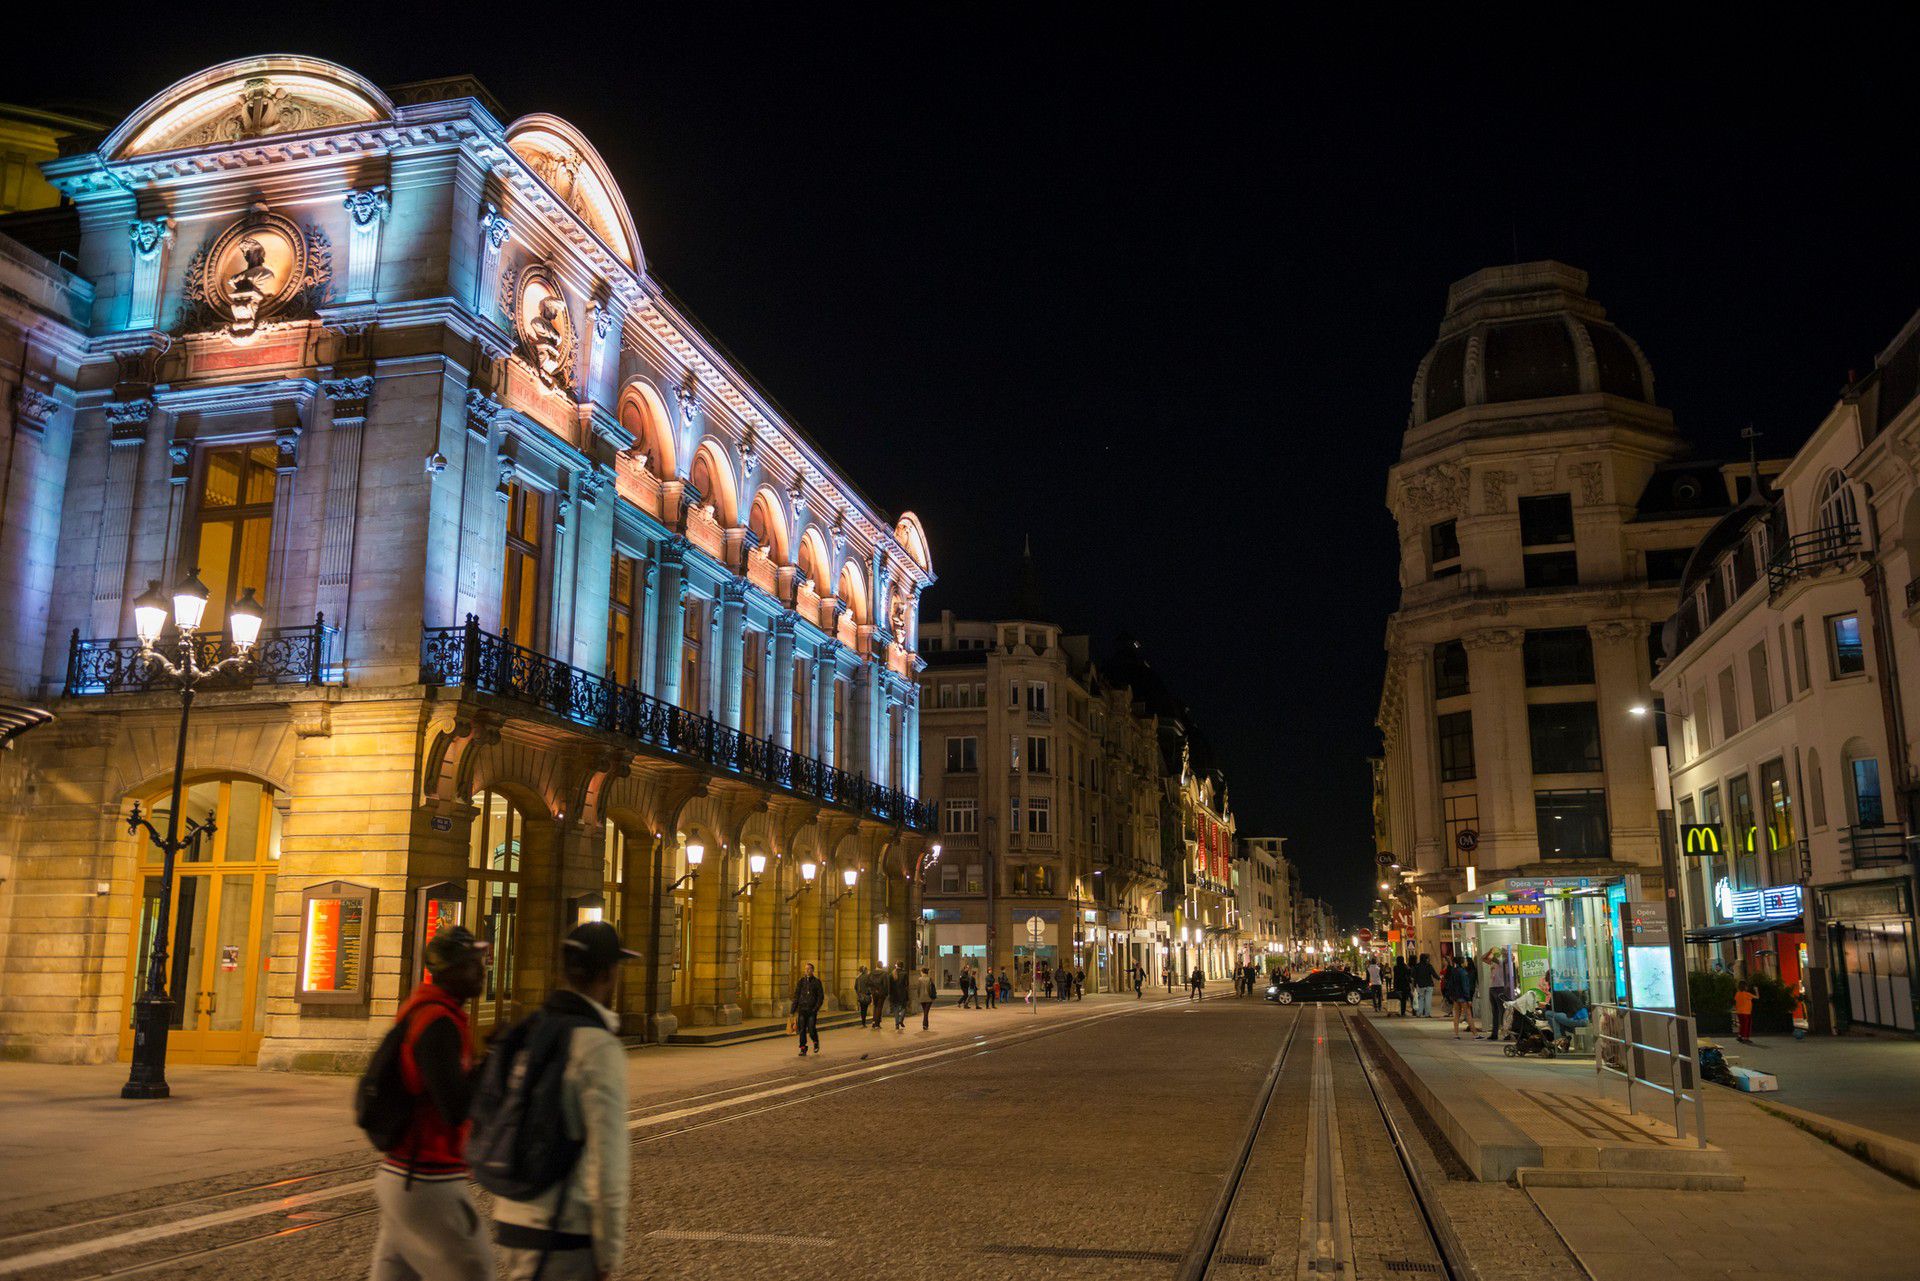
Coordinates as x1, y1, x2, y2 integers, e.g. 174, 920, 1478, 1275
298, 881, 375, 1004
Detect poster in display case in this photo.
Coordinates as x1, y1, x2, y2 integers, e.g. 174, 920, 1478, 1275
298, 881, 375, 1004
414, 881, 466, 984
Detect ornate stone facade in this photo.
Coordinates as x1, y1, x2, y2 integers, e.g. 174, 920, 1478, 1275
0, 56, 936, 1068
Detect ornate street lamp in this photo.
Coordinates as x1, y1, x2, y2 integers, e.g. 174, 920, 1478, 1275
734, 851, 768, 898
788, 859, 818, 903
831, 865, 860, 906
121, 576, 264, 1100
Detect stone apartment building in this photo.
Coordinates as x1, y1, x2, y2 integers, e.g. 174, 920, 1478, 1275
0, 56, 935, 1069
1238, 835, 1290, 964
915, 610, 1164, 990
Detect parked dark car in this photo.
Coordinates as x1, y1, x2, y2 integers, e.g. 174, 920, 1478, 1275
1265, 968, 1368, 1005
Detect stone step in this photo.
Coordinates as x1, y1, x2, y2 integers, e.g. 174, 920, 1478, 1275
660, 1012, 864, 1047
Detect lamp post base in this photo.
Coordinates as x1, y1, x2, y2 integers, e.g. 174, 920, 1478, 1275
121, 997, 175, 1099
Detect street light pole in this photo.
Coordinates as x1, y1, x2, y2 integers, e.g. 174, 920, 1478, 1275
122, 576, 263, 1100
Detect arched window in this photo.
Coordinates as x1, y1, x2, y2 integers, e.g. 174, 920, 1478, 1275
1817, 472, 1857, 538
748, 490, 787, 562
617, 383, 675, 479
797, 530, 829, 595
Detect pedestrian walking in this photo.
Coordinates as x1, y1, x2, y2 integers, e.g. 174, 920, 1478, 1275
1074, 967, 1086, 1000
984, 967, 998, 1009
1733, 980, 1756, 1044
362, 926, 494, 1281
1189, 966, 1205, 1001
1366, 957, 1384, 1012
1132, 963, 1145, 999
479, 921, 636, 1281
1392, 956, 1411, 1016
791, 961, 825, 1056
854, 965, 874, 1027
914, 966, 935, 1029
889, 961, 910, 1031
1442, 957, 1478, 1038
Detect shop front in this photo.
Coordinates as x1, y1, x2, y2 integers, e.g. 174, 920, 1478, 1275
1819, 878, 1917, 1033
1683, 878, 1807, 992
1443, 874, 1637, 1021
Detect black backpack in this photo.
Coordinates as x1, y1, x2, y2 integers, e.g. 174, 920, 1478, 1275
354, 1014, 420, 1152
468, 1005, 597, 1201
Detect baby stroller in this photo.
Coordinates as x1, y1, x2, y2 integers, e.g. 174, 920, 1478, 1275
1503, 1006, 1558, 1058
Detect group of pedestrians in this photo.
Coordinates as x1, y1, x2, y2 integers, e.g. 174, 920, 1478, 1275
842, 961, 936, 1043
363, 920, 636, 1280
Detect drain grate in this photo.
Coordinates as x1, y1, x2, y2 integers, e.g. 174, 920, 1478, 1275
1216, 1253, 1270, 1266
1383, 1261, 1442, 1273
981, 1244, 1181, 1263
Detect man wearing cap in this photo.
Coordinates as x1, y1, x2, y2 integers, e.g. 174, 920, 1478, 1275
491, 921, 636, 1280
369, 926, 494, 1281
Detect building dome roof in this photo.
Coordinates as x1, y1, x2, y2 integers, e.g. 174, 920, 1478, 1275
1410, 262, 1656, 428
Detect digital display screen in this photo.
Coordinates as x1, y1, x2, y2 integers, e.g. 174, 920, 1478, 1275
303, 897, 365, 994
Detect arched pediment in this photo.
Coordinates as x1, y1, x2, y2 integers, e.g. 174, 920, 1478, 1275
107, 55, 393, 159
505, 114, 643, 270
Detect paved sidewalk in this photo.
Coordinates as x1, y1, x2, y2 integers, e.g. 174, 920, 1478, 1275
0, 990, 1170, 1220
1714, 1032, 1920, 1144
1365, 1010, 1920, 1280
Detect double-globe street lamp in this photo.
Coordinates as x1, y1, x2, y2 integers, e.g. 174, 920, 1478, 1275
121, 574, 265, 1100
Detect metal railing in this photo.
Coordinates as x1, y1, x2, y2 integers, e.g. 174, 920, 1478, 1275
1841, 823, 1909, 871
64, 615, 338, 695
1593, 1003, 1707, 1147
1767, 522, 1860, 597
420, 616, 933, 832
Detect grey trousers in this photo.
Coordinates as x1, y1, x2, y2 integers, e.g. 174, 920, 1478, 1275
498, 1245, 597, 1280
369, 1169, 495, 1281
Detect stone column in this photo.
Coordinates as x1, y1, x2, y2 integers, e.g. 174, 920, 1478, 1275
1396, 644, 1443, 873
1591, 619, 1659, 864
771, 613, 797, 748
635, 830, 678, 1043
685, 854, 742, 1026
266, 428, 301, 626
1463, 627, 1533, 868
92, 402, 151, 637
126, 217, 173, 331
615, 825, 658, 1018
655, 538, 687, 708
815, 652, 838, 768
342, 188, 390, 303
315, 377, 372, 637
718, 578, 747, 729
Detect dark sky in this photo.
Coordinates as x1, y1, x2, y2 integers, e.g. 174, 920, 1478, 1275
13, 10, 1920, 921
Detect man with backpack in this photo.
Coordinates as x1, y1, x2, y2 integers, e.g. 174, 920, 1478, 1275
364, 925, 495, 1281
478, 921, 636, 1280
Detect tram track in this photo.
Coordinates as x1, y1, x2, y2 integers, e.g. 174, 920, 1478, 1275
1180, 1006, 1457, 1281
0, 998, 1162, 1280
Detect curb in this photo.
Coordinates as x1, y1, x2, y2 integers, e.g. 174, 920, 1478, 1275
1742, 1095, 1920, 1187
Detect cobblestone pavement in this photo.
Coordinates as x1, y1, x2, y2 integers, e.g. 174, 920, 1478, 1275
0, 996, 1560, 1280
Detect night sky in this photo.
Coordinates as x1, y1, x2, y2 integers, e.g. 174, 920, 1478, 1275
12, 11, 1920, 921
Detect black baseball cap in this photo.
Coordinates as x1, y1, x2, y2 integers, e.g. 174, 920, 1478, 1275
564, 921, 642, 968
424, 925, 489, 973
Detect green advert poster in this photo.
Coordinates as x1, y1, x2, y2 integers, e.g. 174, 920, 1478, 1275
1517, 944, 1551, 995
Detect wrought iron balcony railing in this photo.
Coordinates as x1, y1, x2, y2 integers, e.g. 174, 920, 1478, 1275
420, 617, 933, 832
1767, 522, 1861, 598
64, 615, 339, 696
1840, 822, 1910, 872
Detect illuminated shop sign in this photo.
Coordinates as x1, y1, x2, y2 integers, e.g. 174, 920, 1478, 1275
1680, 824, 1722, 855
1487, 901, 1543, 917
1713, 877, 1803, 925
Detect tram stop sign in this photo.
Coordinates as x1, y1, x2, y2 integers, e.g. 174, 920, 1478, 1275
1026, 915, 1044, 944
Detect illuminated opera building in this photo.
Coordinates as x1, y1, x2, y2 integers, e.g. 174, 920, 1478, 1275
0, 56, 935, 1068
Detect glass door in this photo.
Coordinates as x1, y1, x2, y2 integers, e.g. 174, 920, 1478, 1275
122, 778, 280, 1065
467, 791, 524, 1030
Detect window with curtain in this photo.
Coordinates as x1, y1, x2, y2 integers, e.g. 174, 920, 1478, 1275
607, 552, 637, 685
190, 444, 280, 633
501, 482, 544, 645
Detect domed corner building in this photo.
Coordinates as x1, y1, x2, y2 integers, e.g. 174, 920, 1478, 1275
1374, 261, 1740, 984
